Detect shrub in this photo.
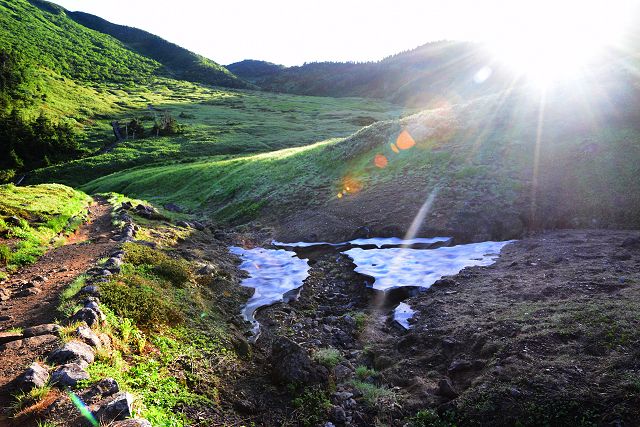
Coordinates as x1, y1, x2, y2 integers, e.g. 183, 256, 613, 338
313, 347, 342, 369
291, 386, 331, 427
99, 276, 183, 327
350, 380, 395, 407
0, 244, 10, 265
122, 242, 191, 286
355, 365, 376, 380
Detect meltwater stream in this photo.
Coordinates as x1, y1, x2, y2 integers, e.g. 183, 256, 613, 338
231, 238, 513, 335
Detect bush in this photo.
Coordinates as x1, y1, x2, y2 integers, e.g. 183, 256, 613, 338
99, 275, 183, 327
355, 365, 376, 380
0, 244, 10, 265
122, 242, 191, 286
313, 347, 342, 369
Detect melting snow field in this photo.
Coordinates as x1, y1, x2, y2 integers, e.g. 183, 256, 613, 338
344, 241, 514, 291
272, 236, 450, 248
230, 246, 310, 334
393, 302, 415, 329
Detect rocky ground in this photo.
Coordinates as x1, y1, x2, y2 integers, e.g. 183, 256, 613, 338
219, 229, 640, 426
2, 194, 639, 427
0, 200, 117, 414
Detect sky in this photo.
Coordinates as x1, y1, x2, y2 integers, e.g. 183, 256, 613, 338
52, 0, 638, 67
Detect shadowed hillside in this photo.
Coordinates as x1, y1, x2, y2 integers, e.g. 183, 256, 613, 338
67, 11, 250, 89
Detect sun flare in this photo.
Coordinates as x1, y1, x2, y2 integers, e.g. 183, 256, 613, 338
486, 0, 636, 87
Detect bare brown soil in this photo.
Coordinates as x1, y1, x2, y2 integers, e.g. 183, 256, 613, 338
0, 199, 117, 421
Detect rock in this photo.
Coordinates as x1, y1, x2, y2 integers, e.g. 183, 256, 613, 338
94, 392, 134, 422
333, 391, 353, 402
6, 216, 22, 227
23, 323, 61, 338
33, 275, 47, 282
71, 307, 103, 327
0, 288, 11, 301
1, 334, 58, 351
0, 315, 13, 322
51, 363, 89, 387
83, 377, 120, 401
342, 315, 356, 329
0, 331, 23, 344
164, 203, 184, 213
437, 377, 458, 398
231, 333, 250, 358
99, 333, 112, 349
621, 236, 640, 248
76, 325, 102, 347
373, 355, 394, 370
612, 250, 632, 261
14, 287, 41, 297
233, 398, 256, 414
448, 359, 473, 373
270, 336, 328, 385
192, 221, 206, 231
176, 220, 192, 228
111, 420, 152, 427
351, 226, 371, 239
330, 405, 347, 424
15, 362, 49, 393
334, 364, 352, 381
121, 201, 133, 210
48, 340, 95, 366
80, 285, 100, 296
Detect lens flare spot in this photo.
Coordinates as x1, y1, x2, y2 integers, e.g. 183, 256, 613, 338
390, 143, 399, 154
337, 192, 343, 199
374, 154, 388, 168
396, 130, 416, 150
342, 176, 363, 194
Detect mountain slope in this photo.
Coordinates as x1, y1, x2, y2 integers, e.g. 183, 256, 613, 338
67, 10, 249, 89
228, 41, 515, 105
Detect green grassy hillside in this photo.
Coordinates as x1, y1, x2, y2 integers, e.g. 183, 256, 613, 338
0, 0, 160, 84
68, 11, 249, 88
29, 78, 400, 186
81, 81, 640, 236
0, 184, 91, 278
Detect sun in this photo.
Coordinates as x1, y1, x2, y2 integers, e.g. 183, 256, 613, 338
486, 0, 636, 87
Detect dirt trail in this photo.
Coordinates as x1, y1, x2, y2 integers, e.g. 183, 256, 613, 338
0, 199, 117, 416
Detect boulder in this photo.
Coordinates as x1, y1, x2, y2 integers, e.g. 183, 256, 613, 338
93, 392, 134, 422
83, 377, 119, 402
15, 362, 49, 393
23, 323, 61, 338
76, 325, 102, 348
71, 307, 103, 327
270, 336, 328, 385
0, 331, 23, 344
50, 363, 89, 387
329, 405, 347, 424
437, 377, 458, 399
48, 340, 95, 366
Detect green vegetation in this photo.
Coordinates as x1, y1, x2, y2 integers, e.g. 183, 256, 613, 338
355, 365, 376, 380
57, 275, 87, 317
350, 380, 396, 408
313, 347, 343, 369
68, 11, 247, 88
0, 184, 90, 276
291, 386, 331, 427
11, 384, 53, 413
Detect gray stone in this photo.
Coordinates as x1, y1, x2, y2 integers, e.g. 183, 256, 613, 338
333, 391, 353, 402
270, 336, 328, 385
94, 392, 134, 422
333, 364, 352, 381
437, 377, 458, 399
71, 307, 103, 327
0, 331, 23, 344
16, 362, 49, 393
80, 285, 100, 296
330, 405, 347, 424
76, 325, 102, 347
48, 340, 95, 366
23, 323, 61, 338
14, 287, 41, 297
83, 377, 119, 401
51, 363, 89, 387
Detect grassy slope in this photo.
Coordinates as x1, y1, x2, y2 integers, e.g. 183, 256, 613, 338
30, 78, 401, 186
67, 11, 248, 88
80, 85, 640, 231
0, 184, 91, 278
0, 0, 159, 84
